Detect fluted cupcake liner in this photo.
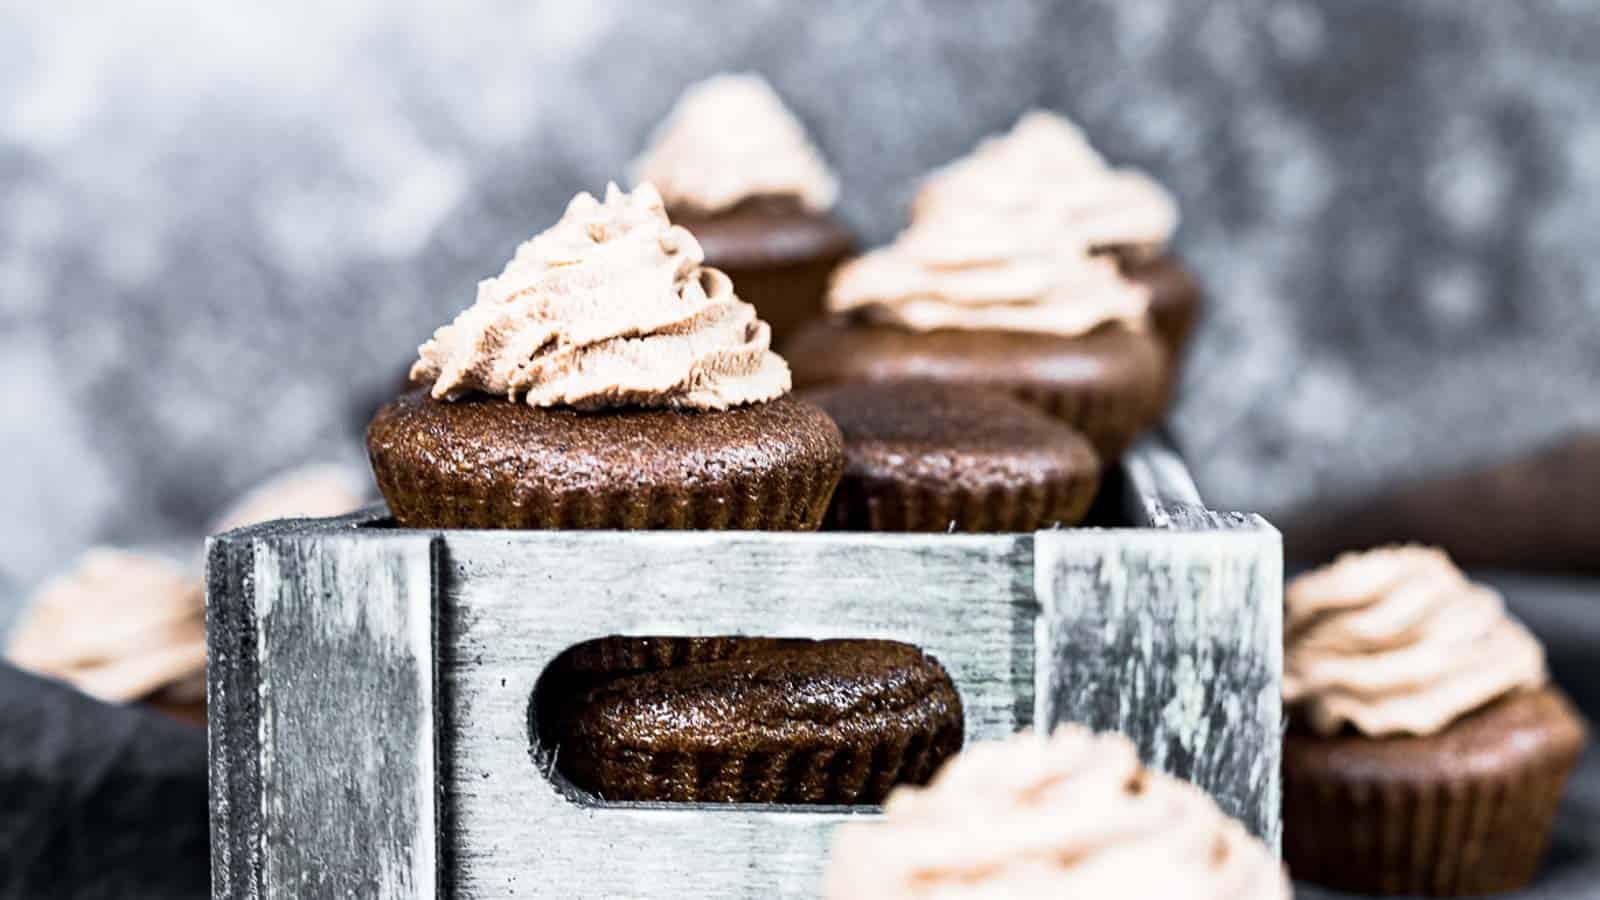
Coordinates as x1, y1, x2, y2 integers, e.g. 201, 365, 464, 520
562, 723, 964, 805
721, 256, 847, 348
368, 391, 844, 531
553, 636, 795, 677
1010, 380, 1159, 464
825, 470, 1099, 533
1283, 689, 1587, 897
373, 455, 839, 531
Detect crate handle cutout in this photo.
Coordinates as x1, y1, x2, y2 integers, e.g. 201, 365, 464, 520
529, 636, 966, 810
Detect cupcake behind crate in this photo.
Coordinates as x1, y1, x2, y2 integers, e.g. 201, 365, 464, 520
205, 437, 1281, 899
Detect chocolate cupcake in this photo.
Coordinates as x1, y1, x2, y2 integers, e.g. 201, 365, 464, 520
824, 726, 1290, 898
785, 112, 1181, 460
788, 319, 1162, 462
1282, 546, 1588, 896
633, 74, 855, 345
804, 382, 1101, 532
543, 639, 963, 804
908, 112, 1201, 362
368, 183, 844, 530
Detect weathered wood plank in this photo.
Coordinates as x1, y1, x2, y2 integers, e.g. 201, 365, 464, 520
251, 531, 440, 899
207, 532, 264, 900
441, 531, 1035, 900
1034, 527, 1283, 844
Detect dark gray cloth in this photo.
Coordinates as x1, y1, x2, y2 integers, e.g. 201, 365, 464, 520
0, 666, 207, 899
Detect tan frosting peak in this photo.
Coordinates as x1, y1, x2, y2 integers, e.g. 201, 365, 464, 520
631, 73, 838, 215
911, 110, 1178, 251
826, 215, 1150, 336
5, 549, 205, 704
412, 182, 790, 410
827, 110, 1176, 337
823, 726, 1289, 900
5, 469, 366, 708
1285, 546, 1547, 737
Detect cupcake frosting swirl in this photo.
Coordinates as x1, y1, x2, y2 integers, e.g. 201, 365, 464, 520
631, 73, 838, 215
823, 726, 1289, 900
827, 111, 1175, 337
1285, 546, 1547, 738
911, 110, 1178, 253
5, 549, 205, 704
826, 215, 1151, 336
412, 183, 790, 410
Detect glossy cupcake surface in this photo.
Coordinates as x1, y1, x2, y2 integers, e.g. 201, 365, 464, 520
543, 639, 963, 804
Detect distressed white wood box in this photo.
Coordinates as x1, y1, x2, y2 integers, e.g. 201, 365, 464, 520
206, 436, 1282, 899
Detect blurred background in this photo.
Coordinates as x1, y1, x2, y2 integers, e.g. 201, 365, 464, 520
1, 1, 1598, 895
4, 1, 1599, 626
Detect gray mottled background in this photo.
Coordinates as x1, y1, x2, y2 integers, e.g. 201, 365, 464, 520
3, 0, 1599, 625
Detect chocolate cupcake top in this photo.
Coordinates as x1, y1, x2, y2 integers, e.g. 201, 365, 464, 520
824, 726, 1288, 899
1285, 546, 1547, 738
631, 73, 838, 215
411, 183, 790, 410
827, 111, 1176, 338
807, 382, 1100, 486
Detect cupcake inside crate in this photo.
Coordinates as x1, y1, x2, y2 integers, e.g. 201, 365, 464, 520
206, 436, 1281, 899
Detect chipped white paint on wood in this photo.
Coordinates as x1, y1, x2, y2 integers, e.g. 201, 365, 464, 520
207, 437, 1281, 899
1034, 528, 1283, 844
211, 528, 439, 899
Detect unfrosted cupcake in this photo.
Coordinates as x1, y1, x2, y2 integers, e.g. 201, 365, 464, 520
824, 725, 1289, 899
1282, 546, 1587, 896
785, 112, 1182, 460
803, 382, 1101, 532
542, 639, 962, 805
368, 183, 843, 530
632, 74, 854, 345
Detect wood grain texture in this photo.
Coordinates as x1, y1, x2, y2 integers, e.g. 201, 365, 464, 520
1035, 528, 1282, 845
440, 531, 1035, 900
207, 531, 262, 900
211, 524, 441, 899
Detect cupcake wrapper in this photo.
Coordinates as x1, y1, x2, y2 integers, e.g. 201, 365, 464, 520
563, 719, 963, 805
1011, 380, 1159, 463
826, 469, 1099, 533
722, 257, 843, 348
1283, 701, 1586, 896
372, 447, 840, 531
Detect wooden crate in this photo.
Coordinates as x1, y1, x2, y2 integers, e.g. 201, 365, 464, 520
206, 437, 1281, 899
